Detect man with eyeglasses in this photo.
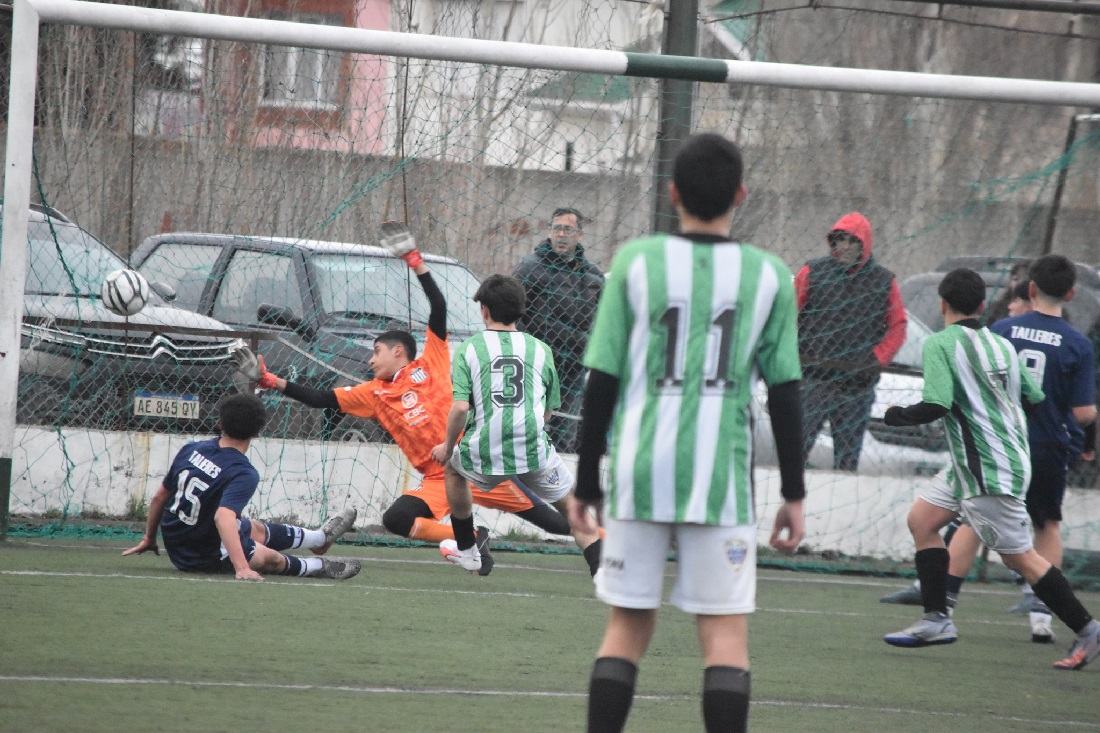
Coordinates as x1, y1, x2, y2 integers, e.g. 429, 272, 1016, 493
513, 207, 605, 454
794, 212, 907, 472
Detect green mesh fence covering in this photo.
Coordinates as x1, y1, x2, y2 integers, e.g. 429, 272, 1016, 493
7, 0, 1100, 586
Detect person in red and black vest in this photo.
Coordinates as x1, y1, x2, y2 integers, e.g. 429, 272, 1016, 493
795, 212, 907, 472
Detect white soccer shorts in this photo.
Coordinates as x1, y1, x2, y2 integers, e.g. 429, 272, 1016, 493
596, 518, 757, 615
919, 474, 1033, 555
448, 447, 573, 503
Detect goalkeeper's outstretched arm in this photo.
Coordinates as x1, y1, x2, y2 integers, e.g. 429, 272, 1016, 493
231, 346, 341, 410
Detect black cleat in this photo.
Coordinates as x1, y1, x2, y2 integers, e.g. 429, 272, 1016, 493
475, 525, 494, 577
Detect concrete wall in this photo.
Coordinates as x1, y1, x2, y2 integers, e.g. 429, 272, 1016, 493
12, 426, 1100, 562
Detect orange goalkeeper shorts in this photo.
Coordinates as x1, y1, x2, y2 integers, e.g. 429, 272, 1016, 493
406, 476, 538, 520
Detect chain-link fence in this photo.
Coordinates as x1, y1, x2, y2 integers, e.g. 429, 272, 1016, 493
6, 0, 1100, 577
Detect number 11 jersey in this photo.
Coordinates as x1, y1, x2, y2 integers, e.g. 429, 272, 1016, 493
583, 234, 802, 527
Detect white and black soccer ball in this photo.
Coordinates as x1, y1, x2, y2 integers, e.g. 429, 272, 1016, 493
101, 268, 150, 317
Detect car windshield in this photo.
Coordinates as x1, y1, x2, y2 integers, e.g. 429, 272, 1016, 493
310, 254, 483, 333
24, 220, 127, 296
892, 311, 934, 370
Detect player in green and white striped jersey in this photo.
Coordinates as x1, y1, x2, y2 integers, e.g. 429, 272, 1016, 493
452, 320, 559, 477
567, 134, 807, 733
431, 274, 603, 577
921, 297, 1040, 501
883, 267, 1100, 671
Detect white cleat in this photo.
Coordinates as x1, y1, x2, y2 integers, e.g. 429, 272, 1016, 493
440, 539, 482, 573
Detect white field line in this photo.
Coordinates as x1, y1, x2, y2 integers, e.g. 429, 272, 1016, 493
0, 675, 1097, 728
1, 539, 1038, 596
0, 568, 1054, 628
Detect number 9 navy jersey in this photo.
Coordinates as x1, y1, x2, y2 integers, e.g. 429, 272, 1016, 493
159, 437, 260, 569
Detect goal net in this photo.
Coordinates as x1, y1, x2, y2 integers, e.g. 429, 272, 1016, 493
5, 0, 1100, 585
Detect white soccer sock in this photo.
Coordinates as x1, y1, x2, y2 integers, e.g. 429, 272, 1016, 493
300, 557, 325, 576
298, 529, 327, 550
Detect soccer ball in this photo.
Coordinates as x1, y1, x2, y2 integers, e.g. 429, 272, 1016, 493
101, 268, 150, 316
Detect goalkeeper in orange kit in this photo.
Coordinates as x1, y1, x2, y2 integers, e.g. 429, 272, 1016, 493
232, 222, 575, 577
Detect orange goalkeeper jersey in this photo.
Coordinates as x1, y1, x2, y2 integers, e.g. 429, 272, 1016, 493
334, 330, 453, 478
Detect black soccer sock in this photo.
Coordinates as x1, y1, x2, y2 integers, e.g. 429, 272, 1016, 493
583, 539, 603, 577
264, 522, 304, 551
915, 547, 950, 615
279, 553, 305, 576
588, 657, 637, 733
452, 514, 477, 551
702, 665, 750, 733
946, 574, 964, 609
1032, 566, 1094, 634
942, 519, 962, 547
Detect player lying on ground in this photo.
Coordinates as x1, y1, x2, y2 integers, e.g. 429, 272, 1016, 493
123, 392, 361, 582
232, 222, 575, 577
430, 274, 603, 577
881, 267, 1100, 671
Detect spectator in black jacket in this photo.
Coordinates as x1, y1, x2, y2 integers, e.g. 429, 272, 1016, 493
512, 207, 604, 453
795, 212, 907, 472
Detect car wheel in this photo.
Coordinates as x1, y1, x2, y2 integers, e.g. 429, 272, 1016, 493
335, 429, 369, 443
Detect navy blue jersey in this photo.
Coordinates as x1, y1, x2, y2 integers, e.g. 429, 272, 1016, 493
159, 438, 259, 566
992, 312, 1097, 456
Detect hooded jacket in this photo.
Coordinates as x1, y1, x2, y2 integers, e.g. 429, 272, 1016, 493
794, 212, 907, 389
513, 239, 604, 371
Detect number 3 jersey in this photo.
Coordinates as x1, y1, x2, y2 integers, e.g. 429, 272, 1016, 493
991, 311, 1097, 457
583, 234, 802, 526
451, 330, 561, 476
159, 438, 260, 552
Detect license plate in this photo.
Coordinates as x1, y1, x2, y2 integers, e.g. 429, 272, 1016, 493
134, 392, 200, 420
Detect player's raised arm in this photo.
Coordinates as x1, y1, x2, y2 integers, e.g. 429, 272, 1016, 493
380, 221, 446, 340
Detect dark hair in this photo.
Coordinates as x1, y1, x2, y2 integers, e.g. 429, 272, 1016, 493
938, 267, 986, 316
1012, 279, 1031, 301
474, 274, 526, 324
550, 207, 584, 230
1029, 254, 1076, 300
218, 392, 268, 440
672, 133, 744, 221
375, 330, 417, 360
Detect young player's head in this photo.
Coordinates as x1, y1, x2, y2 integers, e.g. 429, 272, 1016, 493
474, 274, 526, 325
1007, 279, 1032, 318
1029, 254, 1076, 302
371, 330, 418, 381
671, 133, 744, 222
938, 267, 986, 317
218, 392, 268, 441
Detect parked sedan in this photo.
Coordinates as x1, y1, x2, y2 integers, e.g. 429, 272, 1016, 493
13, 204, 244, 432
753, 311, 948, 476
132, 232, 484, 441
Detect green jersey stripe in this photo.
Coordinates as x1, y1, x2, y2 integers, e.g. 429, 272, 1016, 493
609, 249, 655, 520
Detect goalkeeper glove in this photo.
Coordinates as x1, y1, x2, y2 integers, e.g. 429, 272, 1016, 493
232, 346, 278, 389
379, 220, 423, 269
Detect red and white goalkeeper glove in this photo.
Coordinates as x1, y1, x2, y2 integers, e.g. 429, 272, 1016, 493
232, 346, 278, 389
379, 221, 423, 269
